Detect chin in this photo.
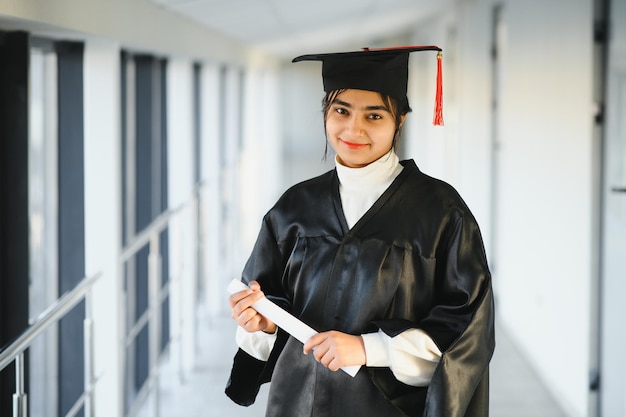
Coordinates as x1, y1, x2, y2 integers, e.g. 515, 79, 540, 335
339, 157, 372, 168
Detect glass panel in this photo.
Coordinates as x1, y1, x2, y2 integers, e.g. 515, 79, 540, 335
28, 46, 59, 417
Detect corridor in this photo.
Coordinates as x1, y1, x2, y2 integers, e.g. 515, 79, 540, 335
1, 1, 622, 416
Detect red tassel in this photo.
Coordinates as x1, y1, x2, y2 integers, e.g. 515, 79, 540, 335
433, 51, 444, 126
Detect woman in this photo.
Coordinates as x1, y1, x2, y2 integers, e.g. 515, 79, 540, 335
226, 46, 495, 417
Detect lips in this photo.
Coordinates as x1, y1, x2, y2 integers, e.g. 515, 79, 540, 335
340, 139, 368, 150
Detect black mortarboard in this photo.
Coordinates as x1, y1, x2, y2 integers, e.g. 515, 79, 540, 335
292, 45, 444, 125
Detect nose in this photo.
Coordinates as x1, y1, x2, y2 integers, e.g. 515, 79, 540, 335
345, 115, 364, 138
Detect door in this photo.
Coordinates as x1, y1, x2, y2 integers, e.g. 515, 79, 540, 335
600, 0, 626, 415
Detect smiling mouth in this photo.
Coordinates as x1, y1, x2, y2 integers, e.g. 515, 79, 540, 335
340, 139, 369, 150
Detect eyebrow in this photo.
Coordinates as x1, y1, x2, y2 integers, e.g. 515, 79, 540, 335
332, 99, 391, 112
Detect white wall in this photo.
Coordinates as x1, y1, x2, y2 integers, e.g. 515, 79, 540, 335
494, 2, 594, 416
83, 38, 123, 417
427, 1, 594, 416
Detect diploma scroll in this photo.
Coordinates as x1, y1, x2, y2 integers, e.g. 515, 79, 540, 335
227, 279, 360, 377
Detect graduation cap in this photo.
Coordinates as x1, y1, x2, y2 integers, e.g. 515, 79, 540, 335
292, 45, 444, 126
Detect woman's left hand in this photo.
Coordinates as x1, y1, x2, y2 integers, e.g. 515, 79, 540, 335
303, 331, 366, 371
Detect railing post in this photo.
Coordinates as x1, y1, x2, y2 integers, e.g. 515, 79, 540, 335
84, 288, 95, 417
12, 353, 27, 417
148, 231, 161, 417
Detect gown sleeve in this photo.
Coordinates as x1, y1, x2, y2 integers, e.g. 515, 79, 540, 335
368, 207, 495, 417
421, 210, 495, 417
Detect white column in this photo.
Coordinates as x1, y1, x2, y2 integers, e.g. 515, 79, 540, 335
83, 38, 123, 417
259, 69, 283, 209
239, 67, 264, 256
200, 63, 224, 316
222, 66, 242, 291
166, 58, 197, 376
239, 66, 283, 256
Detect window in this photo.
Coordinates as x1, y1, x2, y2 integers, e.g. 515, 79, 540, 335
0, 32, 86, 417
120, 51, 169, 414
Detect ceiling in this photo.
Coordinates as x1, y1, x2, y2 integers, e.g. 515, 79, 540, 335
150, 0, 452, 59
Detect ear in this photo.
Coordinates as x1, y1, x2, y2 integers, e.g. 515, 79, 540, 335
399, 114, 407, 127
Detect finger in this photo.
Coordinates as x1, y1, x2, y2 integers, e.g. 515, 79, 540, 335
231, 300, 250, 318
228, 280, 263, 306
231, 291, 264, 316
303, 333, 326, 354
228, 289, 253, 308
319, 352, 332, 367
240, 309, 270, 332
233, 306, 257, 326
317, 348, 338, 369
313, 343, 330, 363
241, 313, 261, 330
327, 357, 341, 372
232, 292, 264, 319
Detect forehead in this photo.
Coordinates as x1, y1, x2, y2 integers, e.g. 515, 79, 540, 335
335, 89, 385, 105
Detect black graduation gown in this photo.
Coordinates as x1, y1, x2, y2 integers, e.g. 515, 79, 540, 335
226, 160, 495, 417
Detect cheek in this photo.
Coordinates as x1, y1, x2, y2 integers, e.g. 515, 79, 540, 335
374, 125, 397, 144
324, 119, 341, 137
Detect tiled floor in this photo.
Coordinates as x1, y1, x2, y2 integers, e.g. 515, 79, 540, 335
140, 312, 568, 417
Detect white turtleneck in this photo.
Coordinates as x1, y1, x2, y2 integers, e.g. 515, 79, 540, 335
236, 151, 442, 386
335, 150, 403, 229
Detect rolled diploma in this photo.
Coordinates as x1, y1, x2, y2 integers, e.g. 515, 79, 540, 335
227, 279, 360, 377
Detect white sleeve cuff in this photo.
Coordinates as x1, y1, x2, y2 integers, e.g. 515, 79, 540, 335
363, 328, 442, 387
388, 328, 442, 386
235, 326, 277, 361
362, 331, 391, 367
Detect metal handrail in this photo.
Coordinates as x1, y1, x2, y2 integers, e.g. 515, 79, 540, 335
120, 202, 185, 264
120, 186, 203, 417
1, 185, 205, 417
0, 272, 101, 371
0, 272, 101, 417
118, 180, 206, 417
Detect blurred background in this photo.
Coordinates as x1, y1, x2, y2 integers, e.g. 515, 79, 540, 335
0, 0, 624, 416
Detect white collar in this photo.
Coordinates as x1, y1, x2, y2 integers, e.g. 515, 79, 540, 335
335, 150, 401, 190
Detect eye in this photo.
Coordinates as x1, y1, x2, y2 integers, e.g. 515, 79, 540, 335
367, 113, 382, 120
334, 107, 349, 115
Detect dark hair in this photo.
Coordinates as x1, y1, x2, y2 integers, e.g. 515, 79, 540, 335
321, 89, 412, 159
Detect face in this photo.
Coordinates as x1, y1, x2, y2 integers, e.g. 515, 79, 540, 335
325, 89, 404, 168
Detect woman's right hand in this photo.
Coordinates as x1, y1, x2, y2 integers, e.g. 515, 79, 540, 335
229, 280, 277, 334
